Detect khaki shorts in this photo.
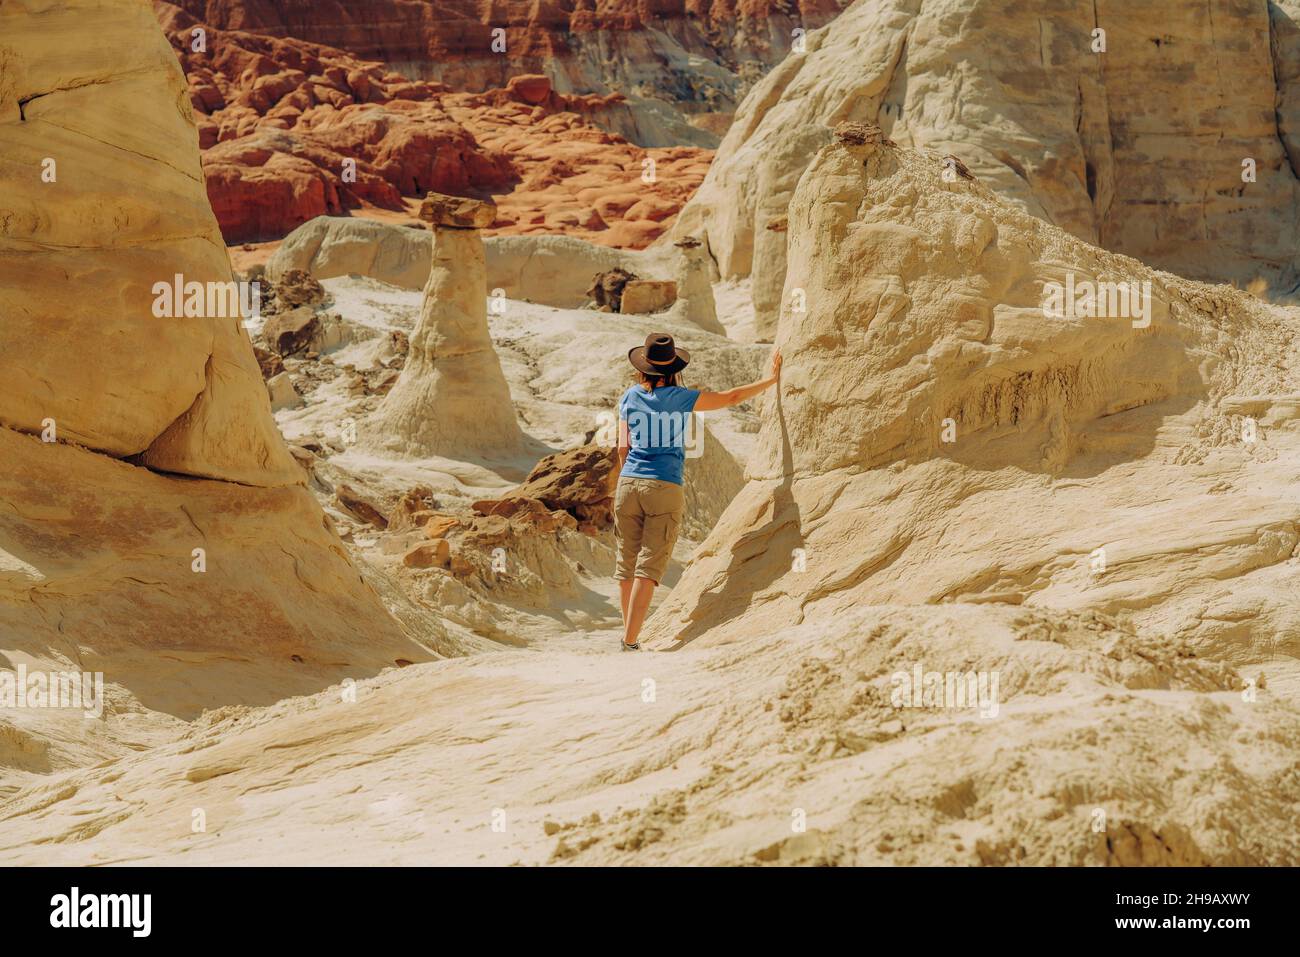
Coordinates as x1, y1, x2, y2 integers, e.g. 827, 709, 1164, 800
614, 477, 685, 584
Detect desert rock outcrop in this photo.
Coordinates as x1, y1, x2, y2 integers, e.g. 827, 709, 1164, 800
477, 445, 619, 531
652, 135, 1300, 668
619, 280, 678, 315
266, 217, 431, 288
0, 0, 298, 488
266, 218, 701, 319
8, 0, 1300, 870
364, 194, 525, 459
0, 0, 435, 778
677, 0, 1300, 330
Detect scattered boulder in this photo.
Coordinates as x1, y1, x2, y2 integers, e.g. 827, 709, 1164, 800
472, 497, 575, 534
833, 121, 891, 147
335, 483, 389, 529
620, 280, 678, 315
472, 496, 532, 518
263, 268, 326, 313
254, 346, 285, 379
402, 539, 451, 569
309, 312, 351, 353
476, 445, 618, 530
262, 306, 320, 356
586, 268, 637, 312
418, 191, 497, 229
423, 514, 461, 539
459, 513, 512, 548
286, 444, 317, 473
389, 486, 440, 532
520, 502, 580, 535
516, 446, 616, 509
369, 368, 401, 395
266, 371, 303, 411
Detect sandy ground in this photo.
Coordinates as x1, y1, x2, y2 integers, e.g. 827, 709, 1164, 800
6, 599, 1297, 866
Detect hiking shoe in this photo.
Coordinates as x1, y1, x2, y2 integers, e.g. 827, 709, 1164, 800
621, 640, 640, 652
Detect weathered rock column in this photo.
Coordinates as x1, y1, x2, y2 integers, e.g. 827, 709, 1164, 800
751, 214, 788, 342
667, 236, 727, 336
368, 192, 524, 458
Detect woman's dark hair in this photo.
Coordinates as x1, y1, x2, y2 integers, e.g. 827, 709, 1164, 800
637, 369, 683, 391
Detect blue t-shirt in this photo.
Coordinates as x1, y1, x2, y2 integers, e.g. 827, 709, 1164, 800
618, 384, 701, 486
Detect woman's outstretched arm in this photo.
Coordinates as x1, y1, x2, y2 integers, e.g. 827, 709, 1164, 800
694, 349, 782, 411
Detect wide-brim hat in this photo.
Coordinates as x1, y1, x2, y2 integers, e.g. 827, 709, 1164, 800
628, 332, 690, 376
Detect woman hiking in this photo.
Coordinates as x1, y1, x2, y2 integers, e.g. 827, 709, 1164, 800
614, 332, 782, 650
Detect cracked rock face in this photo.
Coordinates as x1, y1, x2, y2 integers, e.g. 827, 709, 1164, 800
677, 0, 1300, 328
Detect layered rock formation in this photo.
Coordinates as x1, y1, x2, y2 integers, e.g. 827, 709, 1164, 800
678, 0, 1300, 329
0, 0, 434, 772
266, 217, 433, 288
156, 3, 711, 245
162, 0, 848, 128
365, 194, 525, 458
7, 120, 1297, 861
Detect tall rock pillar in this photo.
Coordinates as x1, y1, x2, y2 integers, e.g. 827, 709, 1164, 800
368, 192, 524, 459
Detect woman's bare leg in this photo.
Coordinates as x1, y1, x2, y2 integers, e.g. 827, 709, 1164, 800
623, 576, 656, 647
619, 578, 633, 627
